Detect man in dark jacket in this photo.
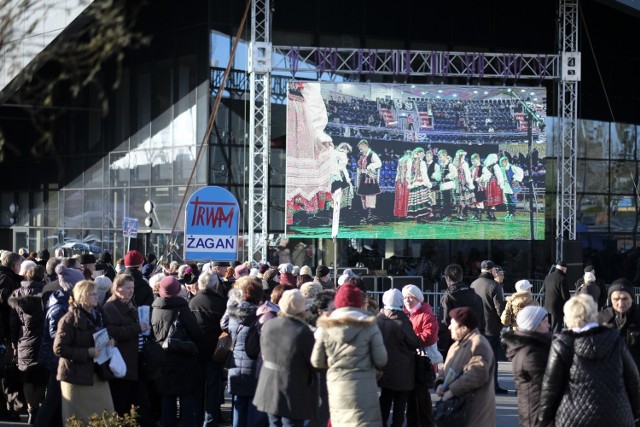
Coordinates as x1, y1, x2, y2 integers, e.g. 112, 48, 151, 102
471, 259, 508, 393
124, 250, 154, 307
188, 271, 227, 426
598, 278, 640, 368
543, 261, 570, 334
439, 264, 485, 355
312, 265, 332, 289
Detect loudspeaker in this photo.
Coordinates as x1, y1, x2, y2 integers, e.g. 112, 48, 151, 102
562, 240, 583, 289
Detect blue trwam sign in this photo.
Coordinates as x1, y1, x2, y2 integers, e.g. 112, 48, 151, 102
184, 186, 240, 262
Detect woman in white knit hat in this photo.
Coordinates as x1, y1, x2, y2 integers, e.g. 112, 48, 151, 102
501, 279, 539, 329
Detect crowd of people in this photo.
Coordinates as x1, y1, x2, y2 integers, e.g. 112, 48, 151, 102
0, 247, 638, 426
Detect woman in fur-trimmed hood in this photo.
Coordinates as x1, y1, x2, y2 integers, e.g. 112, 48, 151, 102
501, 279, 539, 329
311, 283, 387, 427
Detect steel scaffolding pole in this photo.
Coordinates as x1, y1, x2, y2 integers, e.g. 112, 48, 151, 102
556, 0, 580, 260
248, 0, 271, 261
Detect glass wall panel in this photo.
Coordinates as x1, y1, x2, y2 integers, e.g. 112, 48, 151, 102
150, 186, 173, 231
130, 150, 151, 187
129, 187, 150, 226
610, 160, 637, 194
46, 190, 59, 228
173, 148, 195, 185
109, 152, 130, 189
109, 189, 127, 233
84, 157, 104, 188
611, 123, 636, 160
269, 149, 286, 186
576, 160, 609, 193
577, 119, 610, 159
577, 194, 608, 230
83, 190, 104, 229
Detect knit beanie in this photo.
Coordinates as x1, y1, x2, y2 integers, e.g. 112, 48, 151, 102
338, 269, 355, 286
279, 263, 293, 274
316, 265, 330, 278
449, 307, 479, 330
263, 268, 279, 283
608, 278, 635, 300
300, 282, 323, 300
280, 272, 296, 286
55, 264, 85, 292
516, 306, 548, 332
401, 284, 424, 303
159, 275, 182, 298
299, 265, 313, 277
279, 289, 306, 315
124, 250, 144, 267
291, 266, 300, 276
584, 272, 596, 283
382, 288, 404, 310
334, 283, 363, 309
234, 264, 249, 279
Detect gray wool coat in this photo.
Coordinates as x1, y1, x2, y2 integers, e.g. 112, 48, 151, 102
252, 314, 317, 420
311, 307, 388, 427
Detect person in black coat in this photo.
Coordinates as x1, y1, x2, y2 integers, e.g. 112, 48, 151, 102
542, 261, 570, 334
470, 259, 507, 393
151, 276, 202, 427
376, 289, 420, 427
598, 278, 640, 368
438, 264, 485, 355
188, 270, 227, 426
501, 306, 552, 427
537, 294, 640, 427
8, 264, 46, 423
253, 290, 317, 425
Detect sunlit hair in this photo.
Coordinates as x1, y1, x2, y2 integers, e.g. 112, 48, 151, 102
271, 284, 294, 305
198, 270, 220, 292
72, 280, 96, 307
235, 276, 263, 304
111, 274, 133, 295
564, 294, 598, 329
24, 265, 45, 282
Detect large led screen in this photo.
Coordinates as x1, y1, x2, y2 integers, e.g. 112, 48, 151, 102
285, 83, 546, 240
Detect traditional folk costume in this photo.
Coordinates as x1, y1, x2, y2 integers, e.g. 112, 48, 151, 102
483, 153, 503, 221
356, 142, 382, 223
453, 151, 476, 219
406, 150, 433, 223
497, 157, 524, 219
438, 155, 457, 221
393, 151, 412, 218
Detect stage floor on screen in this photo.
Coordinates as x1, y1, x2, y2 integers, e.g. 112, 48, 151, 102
288, 212, 545, 240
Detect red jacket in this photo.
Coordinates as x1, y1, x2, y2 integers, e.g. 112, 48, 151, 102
405, 303, 438, 347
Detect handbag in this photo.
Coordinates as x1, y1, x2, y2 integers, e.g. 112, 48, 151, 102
425, 342, 444, 365
162, 310, 198, 356
212, 331, 232, 363
95, 360, 115, 381
415, 350, 436, 388
433, 394, 470, 427
141, 338, 165, 379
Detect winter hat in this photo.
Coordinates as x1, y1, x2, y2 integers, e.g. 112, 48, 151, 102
299, 265, 312, 277
79, 254, 96, 265
279, 289, 306, 315
55, 264, 85, 292
515, 280, 533, 293
584, 272, 596, 283
316, 265, 330, 278
337, 269, 355, 286
292, 266, 300, 276
159, 275, 182, 298
258, 264, 270, 275
608, 278, 635, 300
234, 264, 250, 279
401, 284, 424, 303
99, 251, 113, 264
480, 260, 495, 271
382, 288, 404, 310
37, 249, 50, 261
18, 260, 37, 276
516, 306, 548, 332
124, 250, 145, 267
300, 282, 323, 300
280, 272, 296, 286
279, 263, 293, 274
263, 268, 279, 283
449, 307, 479, 330
334, 282, 363, 309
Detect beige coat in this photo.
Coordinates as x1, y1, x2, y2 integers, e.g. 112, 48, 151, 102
436, 329, 495, 427
501, 291, 539, 328
311, 307, 388, 427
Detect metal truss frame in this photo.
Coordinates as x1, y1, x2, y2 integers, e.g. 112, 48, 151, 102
246, 0, 578, 261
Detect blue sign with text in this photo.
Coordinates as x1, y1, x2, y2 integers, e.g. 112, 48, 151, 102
184, 186, 240, 261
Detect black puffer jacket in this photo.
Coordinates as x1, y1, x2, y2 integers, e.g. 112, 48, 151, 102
501, 330, 551, 427
8, 280, 45, 371
439, 282, 485, 331
537, 326, 640, 427
151, 296, 202, 396
376, 309, 421, 392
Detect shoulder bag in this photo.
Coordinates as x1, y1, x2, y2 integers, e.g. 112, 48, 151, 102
433, 394, 470, 427
162, 310, 198, 356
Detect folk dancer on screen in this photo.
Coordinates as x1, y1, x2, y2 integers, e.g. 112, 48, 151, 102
329, 142, 355, 227
425, 149, 441, 211
356, 139, 382, 224
393, 150, 412, 218
469, 153, 490, 221
406, 147, 434, 223
497, 156, 524, 220
452, 149, 476, 221
438, 149, 457, 222
482, 153, 503, 221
